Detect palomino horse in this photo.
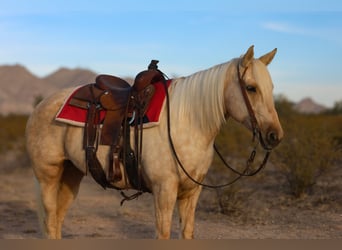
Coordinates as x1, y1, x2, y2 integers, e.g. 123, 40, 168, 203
26, 46, 283, 239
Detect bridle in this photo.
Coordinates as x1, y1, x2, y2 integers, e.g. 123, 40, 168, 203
161, 60, 272, 189
214, 62, 271, 179
236, 63, 272, 150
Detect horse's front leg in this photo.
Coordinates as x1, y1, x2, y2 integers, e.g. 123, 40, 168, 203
177, 186, 202, 239
152, 182, 178, 239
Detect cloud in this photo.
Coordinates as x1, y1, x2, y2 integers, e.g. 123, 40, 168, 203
261, 21, 312, 35
262, 21, 342, 46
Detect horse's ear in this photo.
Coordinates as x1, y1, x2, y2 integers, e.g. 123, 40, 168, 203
241, 45, 254, 67
258, 48, 277, 65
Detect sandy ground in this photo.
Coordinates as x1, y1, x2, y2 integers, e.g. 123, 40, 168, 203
0, 151, 341, 239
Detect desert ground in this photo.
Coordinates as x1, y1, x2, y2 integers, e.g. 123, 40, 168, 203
0, 148, 341, 240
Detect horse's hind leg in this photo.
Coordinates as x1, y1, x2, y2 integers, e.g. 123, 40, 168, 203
35, 160, 83, 239
35, 162, 64, 239
56, 160, 84, 238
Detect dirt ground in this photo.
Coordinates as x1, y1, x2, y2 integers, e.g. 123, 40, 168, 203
0, 150, 341, 239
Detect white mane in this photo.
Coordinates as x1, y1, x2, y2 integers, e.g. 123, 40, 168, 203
170, 61, 232, 134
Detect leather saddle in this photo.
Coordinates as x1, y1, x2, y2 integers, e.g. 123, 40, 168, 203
68, 60, 165, 191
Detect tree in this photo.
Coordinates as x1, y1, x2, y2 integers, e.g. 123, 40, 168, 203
331, 100, 342, 114
33, 95, 44, 107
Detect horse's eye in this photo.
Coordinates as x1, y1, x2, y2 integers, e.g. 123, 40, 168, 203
246, 85, 257, 93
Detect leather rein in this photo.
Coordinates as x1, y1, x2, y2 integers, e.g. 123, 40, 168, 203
161, 61, 272, 189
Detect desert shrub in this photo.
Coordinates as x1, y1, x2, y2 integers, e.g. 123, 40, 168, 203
274, 94, 296, 118
204, 167, 250, 217
209, 97, 342, 212
214, 118, 253, 160
274, 115, 342, 197
326, 100, 342, 115
213, 184, 248, 216
0, 114, 28, 153
205, 118, 261, 216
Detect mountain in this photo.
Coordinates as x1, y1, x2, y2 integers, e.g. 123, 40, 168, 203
293, 97, 327, 114
44, 67, 97, 88
0, 64, 97, 115
0, 64, 53, 114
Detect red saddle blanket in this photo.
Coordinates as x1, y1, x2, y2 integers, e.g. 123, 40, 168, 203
55, 80, 172, 127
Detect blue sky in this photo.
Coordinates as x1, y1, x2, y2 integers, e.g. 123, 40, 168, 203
1, 0, 341, 107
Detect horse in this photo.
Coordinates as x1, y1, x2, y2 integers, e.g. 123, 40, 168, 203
25, 46, 283, 239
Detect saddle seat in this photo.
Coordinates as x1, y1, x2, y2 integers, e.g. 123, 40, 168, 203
96, 74, 131, 92
96, 75, 132, 111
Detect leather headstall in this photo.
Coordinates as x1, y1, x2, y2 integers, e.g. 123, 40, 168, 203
237, 62, 260, 142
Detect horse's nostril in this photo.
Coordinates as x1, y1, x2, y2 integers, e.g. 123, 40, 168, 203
267, 131, 279, 146
270, 132, 277, 141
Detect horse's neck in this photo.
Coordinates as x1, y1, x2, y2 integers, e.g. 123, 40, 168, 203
169, 62, 230, 139
169, 111, 218, 148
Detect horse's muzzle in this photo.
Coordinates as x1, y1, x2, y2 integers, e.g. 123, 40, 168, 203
264, 127, 283, 149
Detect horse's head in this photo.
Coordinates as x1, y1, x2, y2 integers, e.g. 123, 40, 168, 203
224, 46, 284, 150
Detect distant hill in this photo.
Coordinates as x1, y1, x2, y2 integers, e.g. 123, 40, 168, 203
293, 97, 327, 114
44, 67, 98, 88
0, 64, 98, 114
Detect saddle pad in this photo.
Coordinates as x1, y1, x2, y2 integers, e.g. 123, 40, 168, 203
55, 80, 172, 127
54, 86, 105, 126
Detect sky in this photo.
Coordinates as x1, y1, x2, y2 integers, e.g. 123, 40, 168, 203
0, 0, 341, 107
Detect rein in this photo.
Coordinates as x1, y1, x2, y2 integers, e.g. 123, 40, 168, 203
161, 61, 272, 189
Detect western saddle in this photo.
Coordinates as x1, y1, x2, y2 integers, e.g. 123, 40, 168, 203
68, 60, 165, 192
